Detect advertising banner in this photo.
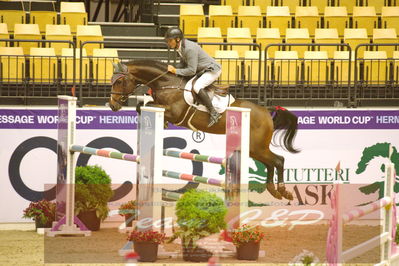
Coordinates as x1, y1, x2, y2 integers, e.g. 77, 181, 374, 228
0, 107, 398, 223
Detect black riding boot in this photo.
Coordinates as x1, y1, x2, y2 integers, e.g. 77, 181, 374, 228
197, 89, 221, 127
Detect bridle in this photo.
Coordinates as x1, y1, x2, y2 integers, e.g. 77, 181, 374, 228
110, 68, 169, 105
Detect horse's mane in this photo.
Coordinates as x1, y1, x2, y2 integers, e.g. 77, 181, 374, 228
125, 60, 167, 71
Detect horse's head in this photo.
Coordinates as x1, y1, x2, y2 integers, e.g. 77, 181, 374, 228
109, 62, 137, 111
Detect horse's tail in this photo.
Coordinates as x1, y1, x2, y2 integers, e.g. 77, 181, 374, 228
268, 106, 300, 153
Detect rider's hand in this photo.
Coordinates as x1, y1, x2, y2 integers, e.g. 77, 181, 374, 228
167, 65, 176, 74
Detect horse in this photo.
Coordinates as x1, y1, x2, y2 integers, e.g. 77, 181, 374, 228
109, 60, 299, 200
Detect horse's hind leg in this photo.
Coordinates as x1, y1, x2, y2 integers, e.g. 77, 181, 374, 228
252, 149, 293, 201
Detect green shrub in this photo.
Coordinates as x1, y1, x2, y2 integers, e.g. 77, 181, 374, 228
171, 189, 227, 247
74, 165, 114, 221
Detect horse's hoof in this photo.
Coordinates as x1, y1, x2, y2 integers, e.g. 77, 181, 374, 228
266, 183, 282, 200
277, 184, 294, 201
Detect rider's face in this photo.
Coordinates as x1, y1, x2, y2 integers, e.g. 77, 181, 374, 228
166, 38, 179, 49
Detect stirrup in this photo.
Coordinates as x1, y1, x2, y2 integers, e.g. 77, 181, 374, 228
208, 111, 221, 127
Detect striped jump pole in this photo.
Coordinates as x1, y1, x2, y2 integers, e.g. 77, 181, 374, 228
163, 149, 226, 166
326, 163, 397, 265
70, 144, 140, 163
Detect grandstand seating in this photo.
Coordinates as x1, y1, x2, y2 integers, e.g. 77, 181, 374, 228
344, 28, 369, 57
61, 48, 89, 83
29, 48, 57, 83
0, 23, 8, 46
0, 47, 24, 82
197, 27, 223, 57
76, 25, 103, 56
304, 51, 329, 84
221, 0, 245, 14
209, 5, 235, 36
306, 0, 329, 13
45, 25, 73, 56
273, 51, 300, 84
285, 28, 312, 58
324, 6, 349, 36
333, 51, 354, 83
352, 6, 378, 34
363, 0, 389, 13
0, 1, 25, 33
179, 4, 205, 37
295, 6, 320, 35
244, 50, 267, 83
250, 0, 273, 14
60, 2, 87, 34
334, 0, 359, 13
29, 1, 57, 33
314, 28, 340, 58
372, 28, 398, 58
214, 50, 240, 84
237, 6, 262, 36
226, 27, 253, 57
256, 28, 281, 57
281, 0, 302, 14
266, 6, 291, 36
92, 48, 119, 84
381, 7, 399, 34
14, 24, 41, 55
361, 51, 388, 84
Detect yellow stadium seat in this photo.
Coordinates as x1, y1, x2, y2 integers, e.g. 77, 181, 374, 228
250, 0, 275, 14
244, 50, 267, 83
373, 28, 398, 58
324, 7, 349, 36
315, 28, 340, 58
393, 51, 399, 85
29, 48, 57, 83
29, 1, 57, 33
295, 6, 320, 35
45, 25, 73, 56
274, 51, 300, 84
92, 48, 119, 84
237, 6, 262, 36
214, 50, 240, 85
0, 47, 24, 82
362, 51, 388, 84
76, 25, 103, 56
266, 6, 292, 36
61, 48, 89, 83
179, 4, 205, 37
197, 27, 223, 57
256, 28, 281, 57
209, 5, 235, 36
305, 0, 329, 13
226, 27, 253, 57
0, 23, 9, 46
14, 24, 41, 55
221, 0, 246, 14
285, 28, 312, 58
281, 0, 303, 14
381, 7, 399, 34
352, 7, 378, 34
362, 0, 389, 13
344, 28, 369, 57
334, 0, 359, 13
333, 51, 354, 83
304, 51, 329, 84
60, 2, 87, 34
0, 1, 25, 32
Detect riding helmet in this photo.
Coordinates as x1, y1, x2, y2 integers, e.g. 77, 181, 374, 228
164, 27, 184, 40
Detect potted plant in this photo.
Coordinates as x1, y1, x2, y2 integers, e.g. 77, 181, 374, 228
74, 165, 114, 231
127, 229, 166, 262
289, 249, 320, 266
22, 199, 56, 229
231, 224, 265, 260
169, 189, 227, 262
118, 200, 137, 227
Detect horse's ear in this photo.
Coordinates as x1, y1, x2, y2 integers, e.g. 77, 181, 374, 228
118, 62, 128, 73
112, 62, 120, 73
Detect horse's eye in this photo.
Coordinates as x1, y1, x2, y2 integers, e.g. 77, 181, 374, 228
115, 79, 122, 85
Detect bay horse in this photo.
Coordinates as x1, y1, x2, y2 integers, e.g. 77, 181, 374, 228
109, 60, 299, 200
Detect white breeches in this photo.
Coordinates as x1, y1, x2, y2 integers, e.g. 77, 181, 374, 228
191, 70, 222, 93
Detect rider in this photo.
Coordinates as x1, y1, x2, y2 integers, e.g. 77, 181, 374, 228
164, 27, 222, 127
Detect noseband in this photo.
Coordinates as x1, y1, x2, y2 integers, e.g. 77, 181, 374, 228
110, 67, 169, 105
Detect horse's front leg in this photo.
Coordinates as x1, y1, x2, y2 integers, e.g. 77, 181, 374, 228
137, 101, 172, 128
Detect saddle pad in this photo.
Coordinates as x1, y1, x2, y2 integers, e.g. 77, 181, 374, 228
183, 78, 235, 114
